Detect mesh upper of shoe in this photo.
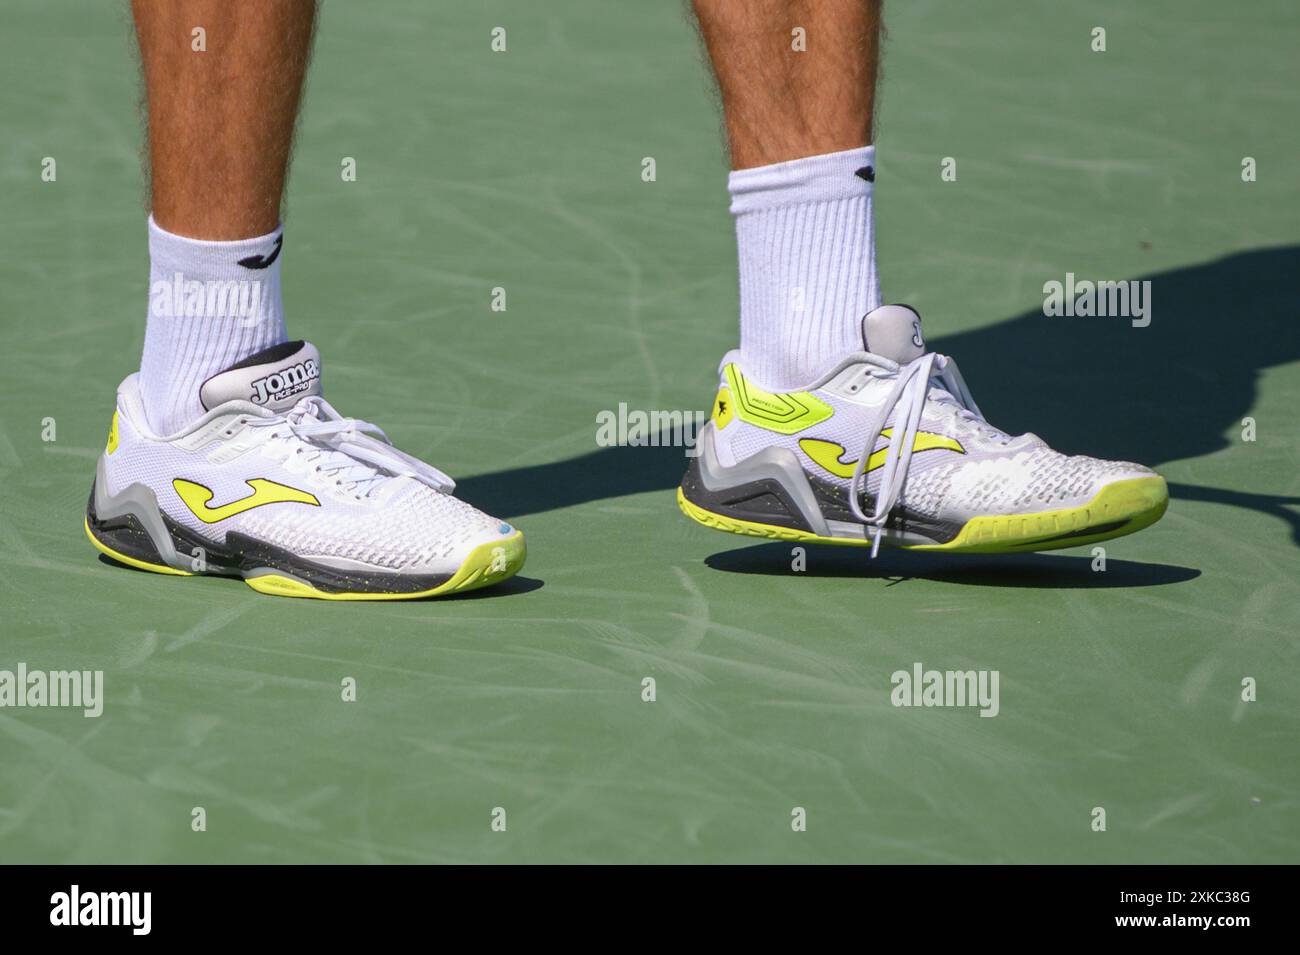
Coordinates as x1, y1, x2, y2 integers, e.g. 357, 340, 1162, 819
889, 449, 1152, 519
720, 369, 1153, 521
105, 382, 507, 573
235, 479, 504, 570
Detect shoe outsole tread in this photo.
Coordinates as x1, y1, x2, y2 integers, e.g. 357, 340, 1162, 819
85, 517, 525, 601
678, 476, 1168, 554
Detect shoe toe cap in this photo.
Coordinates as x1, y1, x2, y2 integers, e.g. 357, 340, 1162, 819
405, 517, 523, 576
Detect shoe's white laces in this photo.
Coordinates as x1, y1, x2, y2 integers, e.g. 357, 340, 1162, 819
247, 396, 455, 497
848, 352, 985, 556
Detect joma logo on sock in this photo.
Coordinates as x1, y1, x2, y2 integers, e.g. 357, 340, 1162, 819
50, 885, 151, 935
1041, 273, 1152, 327
890, 662, 1000, 717
251, 360, 319, 405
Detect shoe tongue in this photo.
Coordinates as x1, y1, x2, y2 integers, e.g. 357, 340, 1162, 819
862, 304, 926, 363
199, 340, 323, 413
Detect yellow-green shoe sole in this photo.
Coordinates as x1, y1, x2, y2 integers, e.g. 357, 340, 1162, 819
244, 532, 526, 600
86, 517, 526, 600
677, 476, 1168, 555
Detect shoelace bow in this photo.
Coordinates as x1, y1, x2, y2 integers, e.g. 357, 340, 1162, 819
247, 396, 455, 497
849, 352, 989, 557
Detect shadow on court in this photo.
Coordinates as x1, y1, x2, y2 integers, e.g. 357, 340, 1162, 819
458, 245, 1300, 550
703, 543, 1200, 588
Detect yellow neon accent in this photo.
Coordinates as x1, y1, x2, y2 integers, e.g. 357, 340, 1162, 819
173, 478, 319, 524
106, 411, 120, 454
84, 517, 193, 576
677, 476, 1168, 554
87, 515, 524, 601
799, 429, 965, 480
711, 386, 735, 430
244, 531, 526, 601
677, 490, 871, 548
723, 364, 832, 435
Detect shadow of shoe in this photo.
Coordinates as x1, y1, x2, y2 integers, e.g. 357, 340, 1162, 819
703, 543, 1200, 589
435, 574, 544, 601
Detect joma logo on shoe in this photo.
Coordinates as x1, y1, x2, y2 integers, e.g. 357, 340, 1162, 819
173, 478, 320, 523
250, 359, 319, 405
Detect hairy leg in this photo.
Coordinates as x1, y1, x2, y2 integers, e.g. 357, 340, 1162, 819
692, 0, 881, 170
690, 0, 885, 389
133, 0, 317, 239
130, 0, 316, 432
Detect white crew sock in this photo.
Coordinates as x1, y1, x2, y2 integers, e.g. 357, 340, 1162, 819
138, 216, 288, 434
728, 145, 881, 390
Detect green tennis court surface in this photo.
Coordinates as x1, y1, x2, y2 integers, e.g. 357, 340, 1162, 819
2, 0, 1297, 863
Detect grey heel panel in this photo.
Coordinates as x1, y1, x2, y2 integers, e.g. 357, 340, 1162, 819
88, 456, 187, 570
683, 426, 832, 537
682, 426, 961, 546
